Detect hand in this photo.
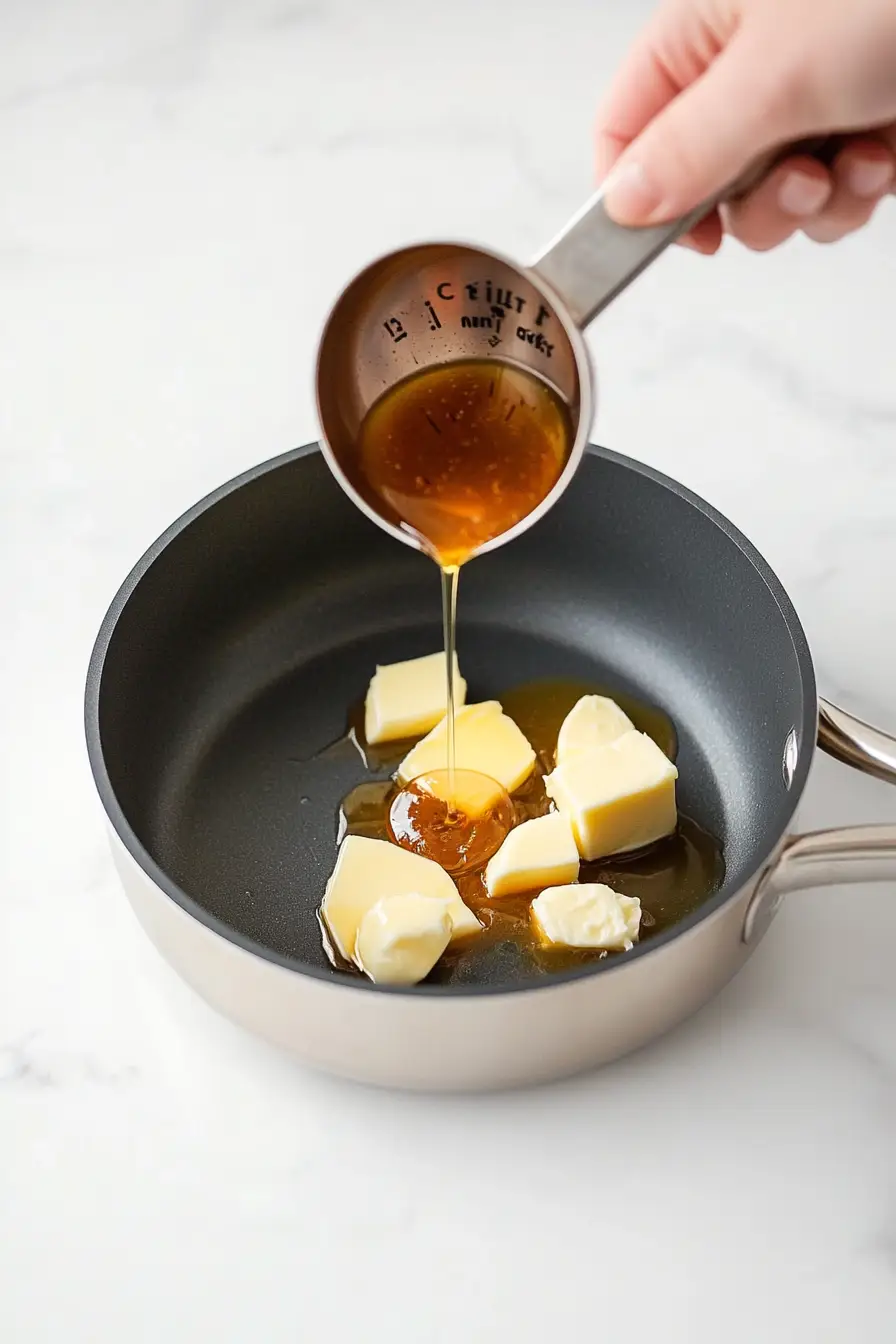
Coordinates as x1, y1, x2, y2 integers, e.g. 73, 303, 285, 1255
595, 0, 896, 252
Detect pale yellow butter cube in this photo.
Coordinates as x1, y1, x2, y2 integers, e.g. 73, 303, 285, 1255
544, 730, 677, 861
364, 651, 466, 745
530, 883, 642, 951
355, 892, 454, 985
397, 701, 536, 794
556, 694, 634, 764
484, 813, 579, 899
321, 834, 480, 964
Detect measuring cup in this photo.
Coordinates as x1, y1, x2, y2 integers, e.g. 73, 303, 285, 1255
316, 142, 832, 558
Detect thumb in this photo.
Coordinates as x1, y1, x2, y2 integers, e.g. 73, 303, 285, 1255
603, 37, 811, 225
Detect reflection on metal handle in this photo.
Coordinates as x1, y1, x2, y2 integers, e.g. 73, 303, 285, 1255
743, 697, 896, 942
531, 193, 706, 327
817, 697, 896, 785
743, 823, 896, 944
759, 824, 896, 898
532, 138, 836, 328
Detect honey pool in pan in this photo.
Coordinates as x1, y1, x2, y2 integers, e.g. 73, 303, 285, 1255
333, 678, 725, 982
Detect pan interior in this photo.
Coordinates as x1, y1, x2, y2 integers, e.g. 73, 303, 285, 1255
91, 446, 814, 991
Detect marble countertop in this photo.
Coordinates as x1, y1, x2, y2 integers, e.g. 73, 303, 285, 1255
2, 1, 895, 1339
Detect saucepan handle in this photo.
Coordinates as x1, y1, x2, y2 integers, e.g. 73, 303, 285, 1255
531, 138, 838, 328
743, 698, 896, 942
816, 698, 896, 786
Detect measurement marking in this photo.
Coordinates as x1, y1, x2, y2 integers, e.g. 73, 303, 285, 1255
488, 379, 494, 398
383, 316, 408, 343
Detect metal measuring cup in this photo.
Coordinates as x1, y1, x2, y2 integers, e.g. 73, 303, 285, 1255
315, 141, 832, 558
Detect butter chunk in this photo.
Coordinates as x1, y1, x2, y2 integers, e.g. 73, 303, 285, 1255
556, 694, 634, 764
544, 730, 677, 860
531, 883, 642, 951
398, 701, 536, 794
321, 834, 480, 964
484, 813, 579, 899
356, 892, 453, 985
365, 651, 466, 745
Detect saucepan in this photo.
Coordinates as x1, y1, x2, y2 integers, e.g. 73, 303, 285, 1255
85, 441, 896, 1089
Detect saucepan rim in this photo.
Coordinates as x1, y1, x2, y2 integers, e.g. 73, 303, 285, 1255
84, 443, 818, 998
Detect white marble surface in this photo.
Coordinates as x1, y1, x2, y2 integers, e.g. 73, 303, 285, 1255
2, 1, 895, 1339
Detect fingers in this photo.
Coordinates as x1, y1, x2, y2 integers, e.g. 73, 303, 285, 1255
594, 4, 727, 254
595, 6, 691, 183
721, 138, 895, 250
598, 9, 837, 229
601, 37, 803, 225
722, 155, 832, 251
678, 212, 724, 255
802, 138, 895, 242
594, 0, 896, 250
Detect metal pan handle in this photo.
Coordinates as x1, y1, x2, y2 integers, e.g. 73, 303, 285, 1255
743, 698, 896, 942
532, 139, 837, 328
816, 699, 896, 786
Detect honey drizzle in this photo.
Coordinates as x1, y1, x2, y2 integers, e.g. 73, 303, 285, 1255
440, 564, 460, 807
349, 358, 571, 855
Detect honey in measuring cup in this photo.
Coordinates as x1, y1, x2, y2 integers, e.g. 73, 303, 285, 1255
355, 359, 572, 566
344, 358, 575, 872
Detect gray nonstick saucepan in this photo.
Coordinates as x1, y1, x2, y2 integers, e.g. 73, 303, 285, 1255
85, 442, 896, 1090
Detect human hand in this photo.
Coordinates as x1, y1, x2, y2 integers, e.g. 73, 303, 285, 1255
595, 0, 896, 252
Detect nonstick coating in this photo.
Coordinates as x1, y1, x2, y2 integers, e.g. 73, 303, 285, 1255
87, 444, 816, 993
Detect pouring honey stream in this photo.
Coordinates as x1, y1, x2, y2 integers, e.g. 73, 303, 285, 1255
348, 357, 573, 868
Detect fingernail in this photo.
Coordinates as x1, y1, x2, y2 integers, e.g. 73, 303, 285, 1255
847, 158, 894, 197
778, 171, 830, 217
603, 162, 663, 224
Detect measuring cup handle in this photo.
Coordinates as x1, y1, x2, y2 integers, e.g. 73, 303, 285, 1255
530, 138, 837, 328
